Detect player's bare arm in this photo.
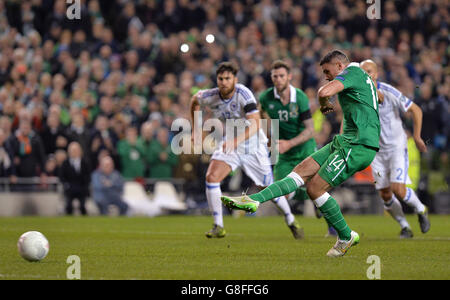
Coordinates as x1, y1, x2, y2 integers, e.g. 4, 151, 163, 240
407, 102, 427, 153
258, 104, 272, 142
278, 118, 314, 154
190, 93, 200, 141
258, 104, 271, 124
190, 93, 200, 123
377, 89, 384, 103
318, 80, 344, 114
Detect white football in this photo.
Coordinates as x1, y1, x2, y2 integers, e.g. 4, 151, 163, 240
17, 231, 50, 262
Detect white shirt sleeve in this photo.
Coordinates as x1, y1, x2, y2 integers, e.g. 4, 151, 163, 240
236, 85, 259, 115
196, 88, 218, 107
380, 83, 413, 113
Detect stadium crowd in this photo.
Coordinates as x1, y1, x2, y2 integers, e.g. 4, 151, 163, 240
0, 0, 448, 212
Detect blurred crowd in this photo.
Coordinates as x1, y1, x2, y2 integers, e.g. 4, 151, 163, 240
0, 0, 448, 203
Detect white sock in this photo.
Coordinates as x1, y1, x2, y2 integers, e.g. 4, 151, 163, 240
402, 187, 425, 214
313, 192, 330, 208
272, 196, 295, 225
287, 172, 305, 187
205, 182, 223, 227
384, 195, 410, 229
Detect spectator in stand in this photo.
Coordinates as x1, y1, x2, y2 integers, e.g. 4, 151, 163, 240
147, 127, 178, 179
59, 141, 91, 215
138, 121, 155, 177
91, 155, 128, 216
43, 154, 58, 177
0, 116, 12, 146
39, 112, 68, 155
0, 128, 14, 179
89, 114, 118, 168
124, 95, 147, 128
416, 83, 446, 152
117, 126, 146, 180
9, 118, 46, 178
97, 96, 116, 120
54, 148, 67, 172
64, 112, 91, 163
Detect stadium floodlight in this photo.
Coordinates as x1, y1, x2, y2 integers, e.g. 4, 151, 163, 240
180, 43, 189, 53
206, 34, 215, 44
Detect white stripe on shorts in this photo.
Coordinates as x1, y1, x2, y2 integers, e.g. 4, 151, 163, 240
332, 148, 352, 182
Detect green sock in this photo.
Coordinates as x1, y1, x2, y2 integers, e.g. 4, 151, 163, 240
318, 196, 352, 241
250, 177, 299, 203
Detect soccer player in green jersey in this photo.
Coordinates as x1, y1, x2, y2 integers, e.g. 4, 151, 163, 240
222, 50, 381, 257
259, 60, 335, 236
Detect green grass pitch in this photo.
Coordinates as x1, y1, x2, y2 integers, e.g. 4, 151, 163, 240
0, 215, 449, 280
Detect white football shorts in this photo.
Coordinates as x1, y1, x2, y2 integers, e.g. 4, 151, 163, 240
211, 144, 274, 187
371, 147, 412, 190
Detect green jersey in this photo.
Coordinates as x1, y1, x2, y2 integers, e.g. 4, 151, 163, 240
117, 140, 146, 179
259, 85, 317, 157
334, 62, 380, 149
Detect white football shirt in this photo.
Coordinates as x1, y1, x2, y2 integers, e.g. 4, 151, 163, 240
377, 81, 413, 152
197, 83, 268, 153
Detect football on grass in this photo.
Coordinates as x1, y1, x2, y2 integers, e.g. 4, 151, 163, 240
17, 231, 50, 262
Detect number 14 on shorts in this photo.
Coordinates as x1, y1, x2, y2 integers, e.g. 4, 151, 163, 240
327, 154, 345, 172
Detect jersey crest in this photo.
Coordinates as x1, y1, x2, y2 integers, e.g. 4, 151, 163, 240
289, 103, 299, 118
229, 100, 239, 111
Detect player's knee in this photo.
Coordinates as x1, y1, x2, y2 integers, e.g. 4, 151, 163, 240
292, 157, 320, 182
379, 189, 392, 202
205, 172, 220, 183
391, 183, 406, 199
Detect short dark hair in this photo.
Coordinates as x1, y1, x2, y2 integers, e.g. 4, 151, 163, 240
271, 60, 290, 73
319, 50, 349, 66
216, 62, 239, 77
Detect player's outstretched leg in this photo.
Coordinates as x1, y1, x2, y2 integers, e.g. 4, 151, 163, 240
221, 172, 305, 212
220, 194, 304, 239
221, 194, 260, 212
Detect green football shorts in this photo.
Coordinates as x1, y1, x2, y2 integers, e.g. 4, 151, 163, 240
274, 153, 311, 201
310, 135, 377, 187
